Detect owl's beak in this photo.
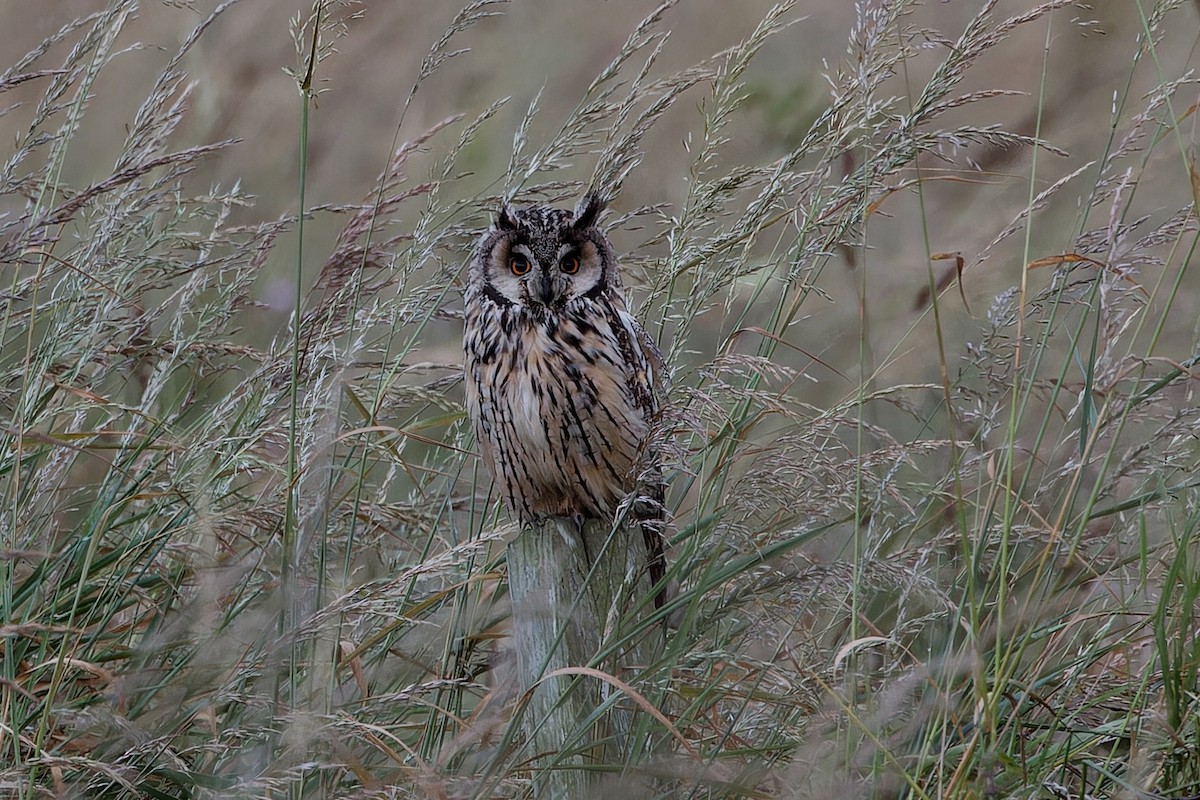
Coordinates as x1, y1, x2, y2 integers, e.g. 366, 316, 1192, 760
536, 272, 557, 305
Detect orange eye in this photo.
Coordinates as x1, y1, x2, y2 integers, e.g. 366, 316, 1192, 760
560, 255, 580, 274
509, 254, 531, 275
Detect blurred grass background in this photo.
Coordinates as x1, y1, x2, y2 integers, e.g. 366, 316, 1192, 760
7, 0, 1190, 398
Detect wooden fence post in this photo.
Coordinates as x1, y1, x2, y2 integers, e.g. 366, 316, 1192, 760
507, 516, 662, 797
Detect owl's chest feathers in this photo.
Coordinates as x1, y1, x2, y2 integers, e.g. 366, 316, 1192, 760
466, 298, 648, 515
491, 307, 621, 433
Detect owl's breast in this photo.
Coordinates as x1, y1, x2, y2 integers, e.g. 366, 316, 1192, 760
465, 301, 652, 519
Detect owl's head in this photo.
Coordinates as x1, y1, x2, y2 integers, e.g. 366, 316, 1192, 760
472, 193, 617, 311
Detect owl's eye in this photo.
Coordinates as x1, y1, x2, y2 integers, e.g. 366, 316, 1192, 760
509, 254, 531, 275
559, 255, 580, 274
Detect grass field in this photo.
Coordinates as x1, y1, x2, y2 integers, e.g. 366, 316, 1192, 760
2, 1, 1200, 797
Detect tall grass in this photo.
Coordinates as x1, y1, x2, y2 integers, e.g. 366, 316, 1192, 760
2, 0, 1199, 797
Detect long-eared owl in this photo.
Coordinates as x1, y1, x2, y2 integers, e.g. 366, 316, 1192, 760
462, 193, 667, 606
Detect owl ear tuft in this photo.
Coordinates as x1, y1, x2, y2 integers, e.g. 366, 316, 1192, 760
496, 204, 519, 231
572, 192, 607, 231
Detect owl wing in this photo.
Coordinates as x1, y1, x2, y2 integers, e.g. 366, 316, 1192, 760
611, 305, 672, 608
612, 307, 665, 421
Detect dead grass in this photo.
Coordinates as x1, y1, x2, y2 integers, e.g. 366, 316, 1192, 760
2, 1, 1200, 798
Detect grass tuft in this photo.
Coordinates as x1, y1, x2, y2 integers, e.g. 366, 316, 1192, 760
2, 1, 1200, 797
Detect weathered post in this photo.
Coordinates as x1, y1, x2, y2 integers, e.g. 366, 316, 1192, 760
507, 516, 662, 797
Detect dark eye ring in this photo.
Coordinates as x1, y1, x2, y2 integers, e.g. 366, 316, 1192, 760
560, 255, 580, 274
509, 254, 531, 275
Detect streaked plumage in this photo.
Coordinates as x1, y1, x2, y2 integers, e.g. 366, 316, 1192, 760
463, 193, 667, 606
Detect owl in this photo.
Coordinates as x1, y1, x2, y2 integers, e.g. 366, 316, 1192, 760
463, 193, 668, 607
